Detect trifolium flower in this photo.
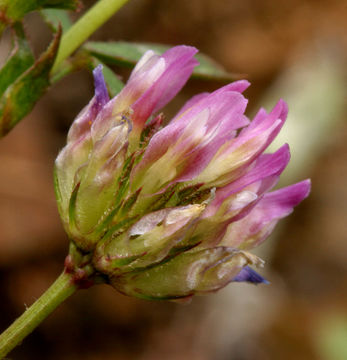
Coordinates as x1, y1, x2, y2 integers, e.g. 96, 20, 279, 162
54, 46, 310, 301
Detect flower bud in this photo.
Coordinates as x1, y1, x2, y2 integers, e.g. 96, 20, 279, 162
55, 46, 310, 301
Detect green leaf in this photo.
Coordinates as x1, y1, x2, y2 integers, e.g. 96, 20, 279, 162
49, 50, 125, 97
40, 8, 72, 33
49, 50, 124, 97
0, 23, 34, 96
0, 0, 80, 31
89, 57, 124, 97
0, 28, 61, 136
84, 41, 239, 82
38, 0, 81, 9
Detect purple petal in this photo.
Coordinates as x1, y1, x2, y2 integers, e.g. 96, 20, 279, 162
93, 65, 110, 108
232, 266, 269, 284
67, 66, 110, 143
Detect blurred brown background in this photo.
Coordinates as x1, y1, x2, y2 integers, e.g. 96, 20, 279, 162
0, 0, 346, 359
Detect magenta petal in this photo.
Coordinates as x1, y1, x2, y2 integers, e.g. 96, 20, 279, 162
173, 84, 249, 129
247, 179, 311, 237
131, 90, 249, 186
223, 179, 311, 249
173, 80, 250, 122
176, 95, 250, 182
260, 179, 311, 218
133, 92, 238, 179
246, 99, 288, 135
173, 92, 210, 120
240, 100, 288, 149
201, 146, 292, 224
215, 80, 250, 94
215, 144, 291, 204
153, 46, 199, 112
131, 46, 199, 130
208, 99, 289, 180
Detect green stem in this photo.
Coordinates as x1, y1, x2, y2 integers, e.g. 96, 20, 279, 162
0, 271, 77, 359
51, 0, 131, 74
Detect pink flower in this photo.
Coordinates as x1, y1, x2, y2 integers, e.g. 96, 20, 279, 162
55, 46, 311, 301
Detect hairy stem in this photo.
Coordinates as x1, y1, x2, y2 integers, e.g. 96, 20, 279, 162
0, 271, 77, 359
51, 0, 131, 74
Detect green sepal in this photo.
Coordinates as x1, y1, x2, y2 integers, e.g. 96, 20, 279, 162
53, 165, 64, 220
147, 183, 178, 212
84, 41, 240, 82
118, 188, 141, 218
68, 182, 80, 229
92, 153, 136, 237
140, 113, 164, 148
111, 254, 144, 268
102, 216, 139, 242
0, 27, 61, 136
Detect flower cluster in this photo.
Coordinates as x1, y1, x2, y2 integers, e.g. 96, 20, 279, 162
55, 46, 310, 300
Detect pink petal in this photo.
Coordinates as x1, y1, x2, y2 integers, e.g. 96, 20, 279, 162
215, 80, 250, 94
201, 145, 291, 224
194, 99, 288, 186
214, 144, 291, 206
130, 46, 199, 130
173, 92, 210, 120
172, 80, 250, 121
131, 88, 250, 188
243, 98, 288, 138
260, 179, 311, 220
223, 179, 311, 249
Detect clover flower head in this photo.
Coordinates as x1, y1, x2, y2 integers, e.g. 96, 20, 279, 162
55, 46, 310, 300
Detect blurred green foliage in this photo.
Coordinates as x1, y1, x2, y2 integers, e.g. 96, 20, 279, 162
314, 313, 347, 360
84, 41, 240, 82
